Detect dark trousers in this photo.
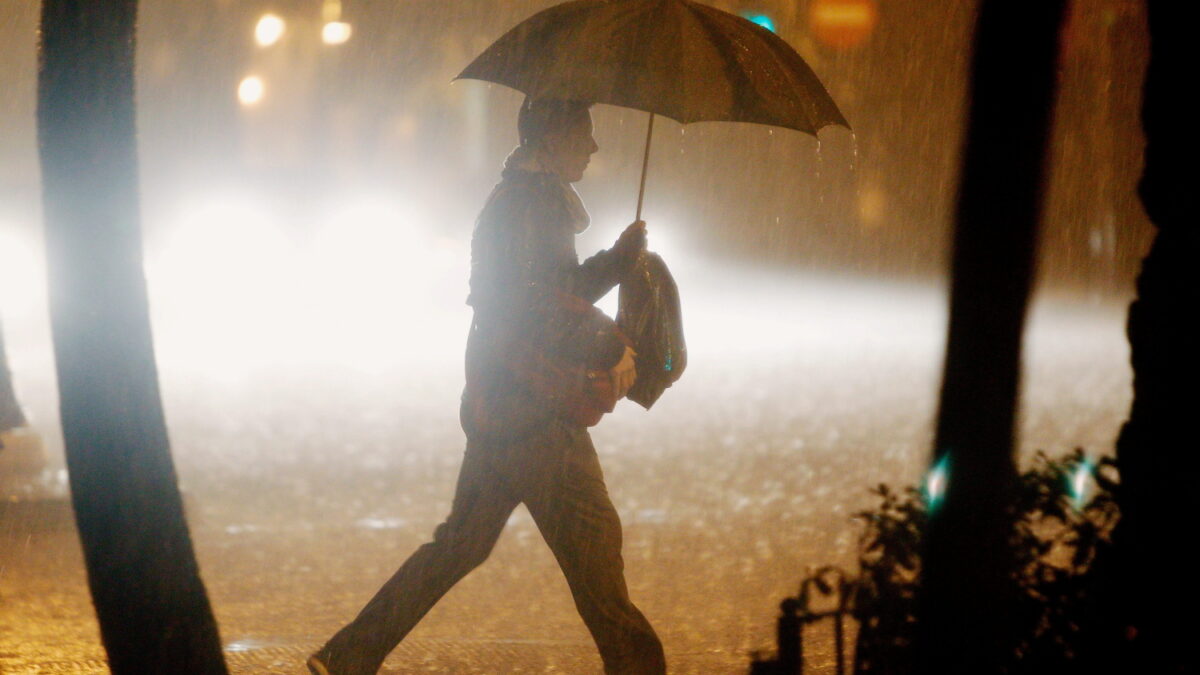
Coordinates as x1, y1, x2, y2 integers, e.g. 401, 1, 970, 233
317, 419, 666, 674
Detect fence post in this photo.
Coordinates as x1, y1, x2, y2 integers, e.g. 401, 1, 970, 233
778, 597, 802, 674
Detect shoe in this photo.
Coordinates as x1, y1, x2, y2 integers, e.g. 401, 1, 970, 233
306, 654, 332, 675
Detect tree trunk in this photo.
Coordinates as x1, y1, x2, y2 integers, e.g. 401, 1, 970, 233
38, 1, 228, 672
917, 2, 1065, 672
1111, 2, 1200, 671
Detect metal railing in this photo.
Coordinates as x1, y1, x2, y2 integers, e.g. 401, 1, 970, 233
749, 567, 857, 675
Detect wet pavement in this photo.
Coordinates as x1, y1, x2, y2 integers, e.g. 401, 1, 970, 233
0, 286, 1130, 674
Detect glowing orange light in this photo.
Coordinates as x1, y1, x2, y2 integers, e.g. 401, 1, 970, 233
809, 0, 879, 50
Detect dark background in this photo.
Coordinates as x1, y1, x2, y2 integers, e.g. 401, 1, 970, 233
1, 0, 1151, 290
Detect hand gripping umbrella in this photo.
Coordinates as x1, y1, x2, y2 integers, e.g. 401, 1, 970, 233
457, 0, 849, 221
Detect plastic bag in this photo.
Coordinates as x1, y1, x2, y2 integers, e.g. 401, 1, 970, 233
617, 252, 687, 409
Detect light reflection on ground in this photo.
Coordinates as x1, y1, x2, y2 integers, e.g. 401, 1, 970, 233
0, 266, 1130, 673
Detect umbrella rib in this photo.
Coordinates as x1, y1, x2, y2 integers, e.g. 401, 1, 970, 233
687, 0, 847, 133
525, 1, 610, 100
761, 30, 850, 131
685, 4, 763, 125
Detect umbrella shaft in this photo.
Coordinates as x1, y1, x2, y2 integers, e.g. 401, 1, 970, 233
636, 112, 655, 222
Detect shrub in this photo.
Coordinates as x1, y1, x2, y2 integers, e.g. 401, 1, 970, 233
851, 449, 1119, 673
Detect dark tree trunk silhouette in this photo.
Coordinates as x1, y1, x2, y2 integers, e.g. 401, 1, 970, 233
917, 1, 1065, 672
0, 320, 27, 432
38, 1, 228, 672
1111, 2, 1200, 670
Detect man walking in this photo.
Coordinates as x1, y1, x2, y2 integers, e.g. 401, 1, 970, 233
309, 98, 666, 675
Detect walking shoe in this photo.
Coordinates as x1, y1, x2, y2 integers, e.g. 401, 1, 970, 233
305, 654, 331, 675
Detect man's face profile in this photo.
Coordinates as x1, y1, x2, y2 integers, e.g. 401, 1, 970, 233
543, 110, 599, 183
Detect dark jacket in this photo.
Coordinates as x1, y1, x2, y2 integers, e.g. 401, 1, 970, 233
461, 168, 635, 438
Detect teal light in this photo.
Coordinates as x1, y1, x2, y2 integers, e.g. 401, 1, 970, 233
742, 13, 776, 33
1068, 456, 1095, 509
923, 454, 951, 511
664, 353, 673, 372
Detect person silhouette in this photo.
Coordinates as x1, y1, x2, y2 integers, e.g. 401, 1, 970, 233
0, 317, 45, 490
0, 320, 26, 438
308, 98, 665, 675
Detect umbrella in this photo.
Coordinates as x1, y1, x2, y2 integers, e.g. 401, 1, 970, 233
457, 0, 849, 219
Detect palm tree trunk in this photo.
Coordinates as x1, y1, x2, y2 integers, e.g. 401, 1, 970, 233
1112, 2, 1200, 670
38, 1, 228, 672
917, 2, 1065, 672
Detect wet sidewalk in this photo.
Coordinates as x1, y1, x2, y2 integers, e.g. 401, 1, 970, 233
0, 304, 1130, 673
0, 469, 783, 675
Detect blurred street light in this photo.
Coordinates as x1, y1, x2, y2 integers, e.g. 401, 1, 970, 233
322, 0, 342, 22
321, 0, 351, 45
322, 21, 352, 45
809, 0, 878, 50
255, 14, 285, 47
238, 75, 265, 106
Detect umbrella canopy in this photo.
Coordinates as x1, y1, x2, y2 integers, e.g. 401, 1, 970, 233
457, 0, 848, 410
457, 0, 848, 134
